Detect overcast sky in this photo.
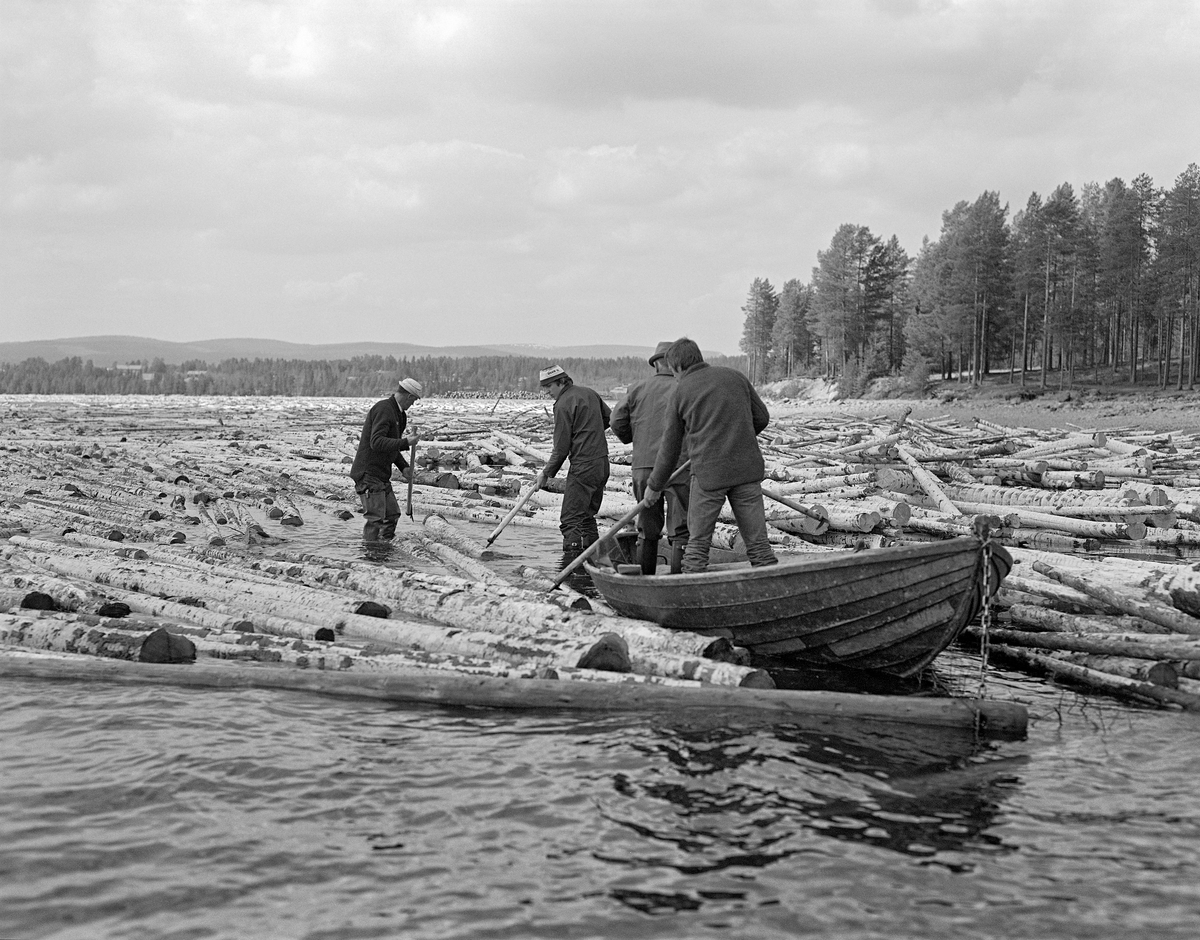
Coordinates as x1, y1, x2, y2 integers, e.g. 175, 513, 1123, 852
3, 1, 1197, 355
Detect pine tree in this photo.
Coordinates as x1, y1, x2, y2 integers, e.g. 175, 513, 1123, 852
739, 277, 778, 384
770, 279, 813, 378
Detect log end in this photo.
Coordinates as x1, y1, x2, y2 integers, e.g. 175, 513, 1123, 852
738, 669, 776, 690
138, 628, 197, 665
576, 632, 631, 673
21, 591, 63, 611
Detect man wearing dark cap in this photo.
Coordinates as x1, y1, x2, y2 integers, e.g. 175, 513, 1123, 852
535, 364, 612, 563
349, 377, 423, 540
645, 338, 776, 573
610, 342, 690, 573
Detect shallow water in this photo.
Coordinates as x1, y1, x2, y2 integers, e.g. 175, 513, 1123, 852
6, 450, 1200, 937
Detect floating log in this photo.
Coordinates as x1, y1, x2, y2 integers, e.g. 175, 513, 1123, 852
896, 445, 958, 516
422, 512, 492, 559
967, 625, 1200, 661
1032, 562, 1200, 637
988, 643, 1200, 711
0, 611, 196, 663
1003, 603, 1168, 635
0, 647, 1028, 734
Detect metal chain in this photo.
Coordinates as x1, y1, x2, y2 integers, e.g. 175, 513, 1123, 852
976, 535, 995, 702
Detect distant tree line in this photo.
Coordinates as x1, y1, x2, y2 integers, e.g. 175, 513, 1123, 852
0, 352, 748, 397
741, 163, 1200, 394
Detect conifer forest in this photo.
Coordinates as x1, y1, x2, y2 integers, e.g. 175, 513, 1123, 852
740, 165, 1200, 395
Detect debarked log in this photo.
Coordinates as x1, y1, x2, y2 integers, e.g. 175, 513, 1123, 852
15, 543, 772, 685
323, 563, 747, 662
1033, 561, 1200, 637
0, 647, 1027, 734
422, 512, 492, 559
987, 643, 1200, 711
966, 624, 1200, 662
9, 548, 638, 674
1002, 603, 1169, 635
0, 611, 196, 663
1049, 652, 1178, 688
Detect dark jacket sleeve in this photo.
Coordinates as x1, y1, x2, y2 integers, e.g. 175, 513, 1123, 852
370, 406, 408, 464
610, 391, 633, 444
599, 396, 612, 431
545, 401, 572, 477
749, 381, 770, 435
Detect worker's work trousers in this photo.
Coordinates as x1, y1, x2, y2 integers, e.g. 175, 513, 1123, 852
683, 478, 777, 573
559, 461, 609, 551
356, 479, 401, 541
631, 468, 689, 544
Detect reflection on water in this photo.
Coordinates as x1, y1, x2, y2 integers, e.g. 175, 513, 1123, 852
0, 679, 1028, 939
595, 712, 1023, 906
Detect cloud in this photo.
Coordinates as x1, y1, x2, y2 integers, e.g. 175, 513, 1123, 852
283, 272, 364, 303
1, 0, 1198, 353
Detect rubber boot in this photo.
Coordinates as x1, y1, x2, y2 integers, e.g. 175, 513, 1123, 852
559, 538, 583, 571
669, 539, 687, 575
639, 538, 660, 576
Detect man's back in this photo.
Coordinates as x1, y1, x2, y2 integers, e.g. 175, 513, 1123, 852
549, 384, 611, 472
666, 362, 769, 491
611, 373, 677, 469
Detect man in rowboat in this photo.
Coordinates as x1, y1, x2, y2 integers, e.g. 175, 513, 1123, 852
610, 341, 691, 574
535, 364, 612, 566
644, 338, 777, 573
349, 377, 422, 540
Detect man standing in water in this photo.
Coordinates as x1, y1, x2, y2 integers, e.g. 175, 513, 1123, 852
610, 341, 690, 574
535, 364, 611, 566
349, 377, 422, 540
644, 338, 776, 573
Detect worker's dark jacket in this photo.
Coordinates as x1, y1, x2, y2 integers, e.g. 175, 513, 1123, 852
647, 362, 769, 492
610, 372, 688, 472
350, 396, 411, 489
545, 384, 611, 478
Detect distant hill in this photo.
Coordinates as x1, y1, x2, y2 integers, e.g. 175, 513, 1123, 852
0, 336, 693, 366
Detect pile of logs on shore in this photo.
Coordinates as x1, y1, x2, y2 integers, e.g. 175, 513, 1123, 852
2, 393, 1199, 714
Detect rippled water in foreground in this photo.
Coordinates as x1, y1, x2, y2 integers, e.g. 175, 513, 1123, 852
6, 493, 1200, 937
5, 666, 1200, 938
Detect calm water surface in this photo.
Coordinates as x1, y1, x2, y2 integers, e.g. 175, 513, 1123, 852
4, 505, 1200, 938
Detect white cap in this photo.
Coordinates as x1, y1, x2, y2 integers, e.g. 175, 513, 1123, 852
398, 377, 423, 398
538, 365, 567, 386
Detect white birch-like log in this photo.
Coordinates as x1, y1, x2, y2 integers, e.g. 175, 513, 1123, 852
1032, 561, 1200, 637
422, 512, 491, 559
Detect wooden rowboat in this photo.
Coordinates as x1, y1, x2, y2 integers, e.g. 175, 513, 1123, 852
586, 536, 1013, 677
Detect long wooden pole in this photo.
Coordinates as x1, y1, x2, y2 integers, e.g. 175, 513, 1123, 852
405, 439, 417, 520
549, 460, 691, 590
485, 478, 542, 546
759, 485, 827, 522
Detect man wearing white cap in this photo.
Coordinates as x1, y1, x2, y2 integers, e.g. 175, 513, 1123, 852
535, 364, 611, 562
349, 377, 423, 540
